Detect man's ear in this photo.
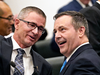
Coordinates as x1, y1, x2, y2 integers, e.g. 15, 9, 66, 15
78, 26, 85, 38
14, 18, 20, 29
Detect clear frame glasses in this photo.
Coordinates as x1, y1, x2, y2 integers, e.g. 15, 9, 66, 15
19, 19, 45, 34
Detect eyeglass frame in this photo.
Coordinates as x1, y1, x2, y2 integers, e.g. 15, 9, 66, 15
19, 19, 45, 34
0, 15, 14, 22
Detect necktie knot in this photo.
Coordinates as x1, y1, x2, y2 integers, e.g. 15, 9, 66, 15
17, 48, 25, 55
85, 4, 89, 7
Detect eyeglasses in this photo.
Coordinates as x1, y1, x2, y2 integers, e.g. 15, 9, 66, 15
0, 15, 13, 22
19, 19, 45, 34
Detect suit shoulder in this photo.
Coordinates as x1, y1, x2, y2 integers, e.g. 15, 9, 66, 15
80, 5, 100, 13
58, 0, 81, 13
0, 35, 5, 41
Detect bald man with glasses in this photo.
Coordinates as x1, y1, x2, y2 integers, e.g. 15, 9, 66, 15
0, 1, 14, 36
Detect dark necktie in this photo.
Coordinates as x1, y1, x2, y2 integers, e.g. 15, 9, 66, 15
13, 48, 25, 75
60, 60, 67, 72
85, 4, 89, 7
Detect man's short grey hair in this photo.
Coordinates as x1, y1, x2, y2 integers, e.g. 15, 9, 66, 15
17, 6, 46, 20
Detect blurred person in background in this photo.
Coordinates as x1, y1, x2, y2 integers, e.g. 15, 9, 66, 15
80, 0, 100, 56
58, 0, 97, 13
0, 1, 14, 36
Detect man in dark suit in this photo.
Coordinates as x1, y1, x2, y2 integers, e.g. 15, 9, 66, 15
0, 6, 52, 75
58, 0, 97, 13
53, 11, 100, 75
80, 0, 100, 56
50, 0, 97, 53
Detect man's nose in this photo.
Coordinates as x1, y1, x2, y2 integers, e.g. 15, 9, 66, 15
10, 19, 14, 25
55, 31, 61, 38
32, 27, 39, 34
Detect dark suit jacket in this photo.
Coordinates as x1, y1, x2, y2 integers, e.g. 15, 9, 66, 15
59, 44, 100, 75
80, 2, 100, 56
58, 0, 97, 13
0, 35, 52, 75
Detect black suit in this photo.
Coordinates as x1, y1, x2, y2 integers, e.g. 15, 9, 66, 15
0, 35, 52, 75
80, 2, 100, 56
59, 44, 100, 75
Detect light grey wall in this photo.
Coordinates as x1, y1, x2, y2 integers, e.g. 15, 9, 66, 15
4, 0, 72, 39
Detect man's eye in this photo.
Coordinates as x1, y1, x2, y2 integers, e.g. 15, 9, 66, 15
39, 27, 44, 31
60, 28, 65, 31
53, 30, 57, 33
29, 24, 35, 27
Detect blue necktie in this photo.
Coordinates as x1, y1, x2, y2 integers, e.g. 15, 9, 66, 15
13, 48, 25, 75
60, 60, 67, 72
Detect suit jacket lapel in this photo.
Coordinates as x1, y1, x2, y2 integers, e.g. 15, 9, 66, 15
1, 37, 13, 75
74, 0, 83, 10
59, 62, 69, 75
68, 44, 92, 62
31, 49, 43, 75
59, 44, 92, 75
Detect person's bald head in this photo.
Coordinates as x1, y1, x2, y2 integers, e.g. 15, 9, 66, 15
0, 1, 9, 16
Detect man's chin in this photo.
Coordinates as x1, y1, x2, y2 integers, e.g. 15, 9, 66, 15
60, 49, 65, 54
25, 41, 34, 46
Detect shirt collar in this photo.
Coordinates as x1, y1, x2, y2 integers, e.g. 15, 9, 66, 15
11, 35, 32, 56
67, 42, 89, 62
96, 1, 100, 4
76, 0, 92, 8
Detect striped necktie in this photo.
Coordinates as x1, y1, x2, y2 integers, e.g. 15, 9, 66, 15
13, 48, 25, 75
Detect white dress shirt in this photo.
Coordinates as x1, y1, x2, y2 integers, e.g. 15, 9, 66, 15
77, 0, 92, 8
97, 1, 100, 4
10, 36, 34, 75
